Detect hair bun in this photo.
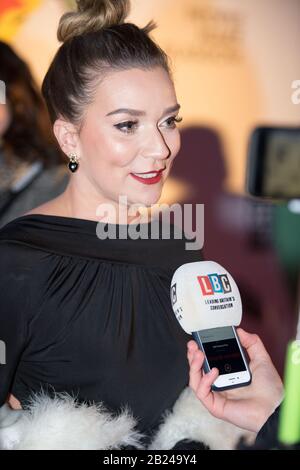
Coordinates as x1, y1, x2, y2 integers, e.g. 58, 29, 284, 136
57, 0, 131, 43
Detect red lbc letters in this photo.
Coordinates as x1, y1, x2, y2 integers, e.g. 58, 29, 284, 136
197, 274, 232, 296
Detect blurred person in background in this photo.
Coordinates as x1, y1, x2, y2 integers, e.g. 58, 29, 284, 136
0, 41, 69, 227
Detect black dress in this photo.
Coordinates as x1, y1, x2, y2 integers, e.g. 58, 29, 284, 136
0, 214, 202, 443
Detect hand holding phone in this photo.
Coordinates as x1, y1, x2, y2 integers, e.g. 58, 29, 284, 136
193, 326, 251, 391
187, 328, 284, 433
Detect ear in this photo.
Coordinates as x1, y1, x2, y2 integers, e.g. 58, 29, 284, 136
53, 118, 81, 157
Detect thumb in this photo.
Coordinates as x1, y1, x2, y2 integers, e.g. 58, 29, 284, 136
237, 328, 270, 362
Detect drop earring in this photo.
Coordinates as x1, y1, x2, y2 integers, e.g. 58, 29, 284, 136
68, 153, 79, 173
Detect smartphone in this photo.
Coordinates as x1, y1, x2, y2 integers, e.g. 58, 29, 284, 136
192, 326, 252, 392
246, 126, 300, 199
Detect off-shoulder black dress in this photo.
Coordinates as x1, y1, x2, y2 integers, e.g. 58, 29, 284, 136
0, 214, 202, 442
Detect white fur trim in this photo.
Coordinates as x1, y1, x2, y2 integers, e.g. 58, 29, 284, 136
0, 388, 256, 450
0, 393, 144, 450
148, 387, 256, 450
0, 403, 24, 450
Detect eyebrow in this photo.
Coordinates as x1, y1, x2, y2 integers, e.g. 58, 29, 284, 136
106, 104, 181, 117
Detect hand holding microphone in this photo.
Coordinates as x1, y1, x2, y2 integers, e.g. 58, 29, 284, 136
170, 261, 284, 433
170, 260, 250, 391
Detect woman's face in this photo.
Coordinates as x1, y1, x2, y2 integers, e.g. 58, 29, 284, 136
75, 66, 182, 209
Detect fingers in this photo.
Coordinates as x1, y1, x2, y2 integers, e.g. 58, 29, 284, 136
187, 340, 199, 364
187, 340, 198, 352
188, 349, 205, 391
187, 340, 220, 414
195, 367, 219, 404
237, 328, 270, 362
7, 393, 22, 410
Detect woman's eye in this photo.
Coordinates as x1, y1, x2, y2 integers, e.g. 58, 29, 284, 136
114, 116, 183, 134
165, 116, 183, 128
114, 121, 138, 134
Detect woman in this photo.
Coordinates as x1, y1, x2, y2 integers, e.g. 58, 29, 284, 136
0, 0, 283, 450
0, 0, 204, 449
0, 41, 68, 227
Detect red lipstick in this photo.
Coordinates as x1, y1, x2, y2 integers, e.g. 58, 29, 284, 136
130, 169, 164, 185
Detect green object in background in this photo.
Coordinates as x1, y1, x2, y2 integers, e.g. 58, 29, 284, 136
273, 204, 300, 283
278, 341, 300, 445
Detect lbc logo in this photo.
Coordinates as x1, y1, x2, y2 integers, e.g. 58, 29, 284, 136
197, 273, 232, 296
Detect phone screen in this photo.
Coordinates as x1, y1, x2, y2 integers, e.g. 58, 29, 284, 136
199, 327, 246, 375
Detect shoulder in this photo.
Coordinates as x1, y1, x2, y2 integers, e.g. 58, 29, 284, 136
0, 236, 34, 276
0, 193, 67, 244
22, 195, 65, 217
0, 223, 42, 314
0, 239, 34, 319
0, 216, 43, 271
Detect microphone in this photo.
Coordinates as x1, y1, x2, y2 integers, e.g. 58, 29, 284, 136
170, 261, 242, 334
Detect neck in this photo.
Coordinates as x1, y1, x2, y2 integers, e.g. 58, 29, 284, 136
59, 176, 143, 225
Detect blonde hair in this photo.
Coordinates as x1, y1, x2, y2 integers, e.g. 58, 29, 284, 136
42, 0, 172, 125
58, 0, 131, 43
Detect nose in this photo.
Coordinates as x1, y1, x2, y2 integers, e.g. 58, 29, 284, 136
142, 127, 171, 162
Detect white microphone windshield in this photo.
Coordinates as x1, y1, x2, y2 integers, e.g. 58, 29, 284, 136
170, 261, 242, 334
